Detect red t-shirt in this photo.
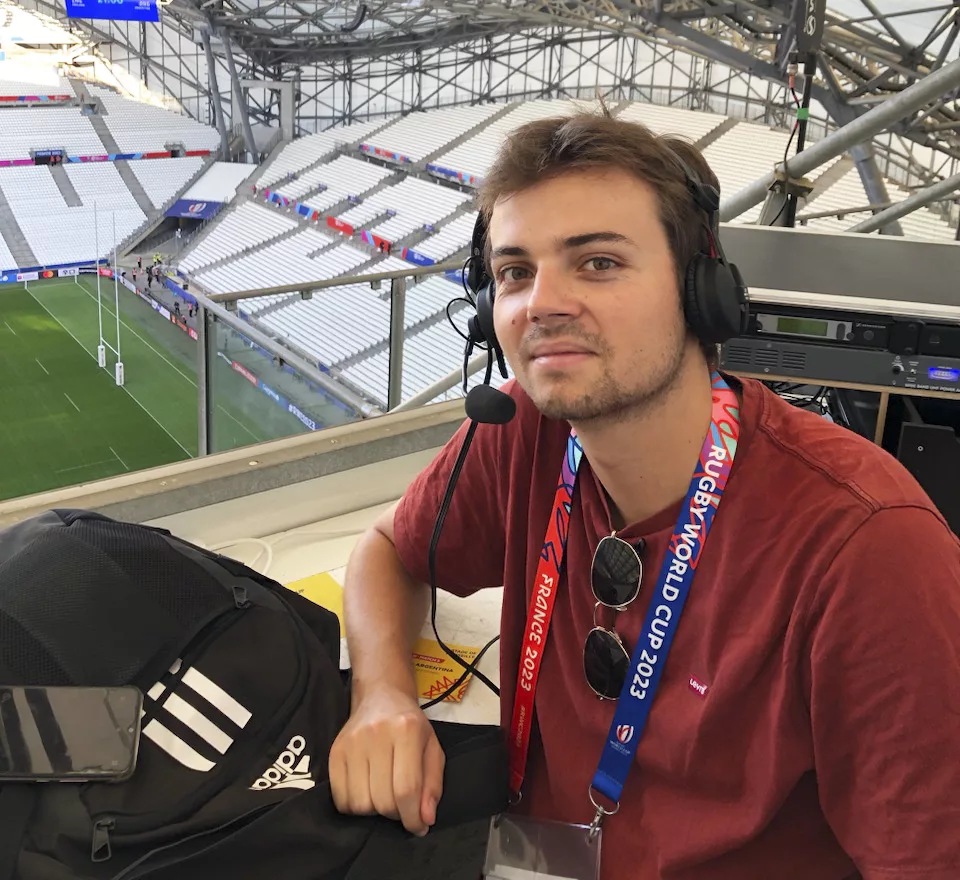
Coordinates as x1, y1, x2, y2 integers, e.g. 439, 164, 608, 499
394, 375, 960, 880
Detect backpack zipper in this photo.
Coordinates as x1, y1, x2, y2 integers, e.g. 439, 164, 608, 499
88, 599, 309, 859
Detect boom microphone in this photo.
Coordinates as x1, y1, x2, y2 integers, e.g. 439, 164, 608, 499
465, 384, 516, 425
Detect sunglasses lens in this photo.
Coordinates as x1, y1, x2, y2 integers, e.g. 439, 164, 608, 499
584, 629, 630, 699
592, 536, 642, 607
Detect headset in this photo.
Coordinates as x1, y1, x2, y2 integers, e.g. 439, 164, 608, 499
462, 150, 750, 375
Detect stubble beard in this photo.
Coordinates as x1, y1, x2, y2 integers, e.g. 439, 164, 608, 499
524, 325, 689, 426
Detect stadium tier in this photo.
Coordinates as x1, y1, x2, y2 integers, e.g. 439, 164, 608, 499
0, 72, 223, 270
179, 203, 300, 273
258, 118, 387, 188
195, 238, 369, 298
173, 96, 958, 409
86, 85, 221, 154
273, 155, 395, 206
0, 108, 103, 162
130, 156, 206, 209
183, 162, 257, 203
360, 104, 503, 163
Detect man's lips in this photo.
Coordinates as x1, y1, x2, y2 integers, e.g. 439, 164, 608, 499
527, 342, 595, 360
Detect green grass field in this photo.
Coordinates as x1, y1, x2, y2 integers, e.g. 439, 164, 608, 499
0, 277, 313, 502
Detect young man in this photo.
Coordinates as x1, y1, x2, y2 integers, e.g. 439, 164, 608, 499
329, 109, 960, 879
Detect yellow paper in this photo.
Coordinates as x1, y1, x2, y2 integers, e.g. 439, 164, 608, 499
412, 637, 481, 703
286, 572, 482, 702
286, 572, 344, 635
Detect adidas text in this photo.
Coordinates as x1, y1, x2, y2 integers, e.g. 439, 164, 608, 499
251, 735, 315, 791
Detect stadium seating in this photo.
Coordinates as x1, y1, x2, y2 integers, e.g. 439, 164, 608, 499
361, 177, 469, 240
179, 202, 299, 273
183, 161, 256, 203
129, 156, 205, 208
408, 211, 476, 261
0, 69, 72, 98
616, 102, 729, 141
87, 85, 220, 153
0, 166, 66, 215
0, 107, 103, 161
196, 237, 368, 300
802, 167, 956, 242
170, 96, 959, 411
250, 259, 441, 366
0, 229, 15, 271
66, 162, 145, 216
275, 154, 394, 204
259, 118, 387, 187
429, 99, 578, 183
341, 305, 511, 408
361, 104, 502, 162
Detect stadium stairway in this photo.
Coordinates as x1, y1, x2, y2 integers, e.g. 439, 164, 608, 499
241, 138, 291, 192
804, 155, 855, 205
305, 237, 346, 259
49, 164, 83, 207
0, 183, 38, 267
695, 116, 739, 150
119, 153, 218, 259
68, 78, 89, 102
84, 109, 156, 215
389, 199, 476, 254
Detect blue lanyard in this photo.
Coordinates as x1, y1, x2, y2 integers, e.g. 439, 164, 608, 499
589, 373, 742, 809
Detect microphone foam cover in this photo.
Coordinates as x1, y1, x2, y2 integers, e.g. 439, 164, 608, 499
465, 384, 517, 425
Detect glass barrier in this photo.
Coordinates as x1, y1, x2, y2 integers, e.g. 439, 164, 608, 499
208, 316, 358, 454
0, 270, 200, 503
0, 263, 475, 503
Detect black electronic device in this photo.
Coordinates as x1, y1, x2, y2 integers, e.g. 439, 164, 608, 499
723, 300, 960, 396
0, 685, 142, 782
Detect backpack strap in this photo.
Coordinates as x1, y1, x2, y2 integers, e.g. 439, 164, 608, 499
0, 786, 38, 880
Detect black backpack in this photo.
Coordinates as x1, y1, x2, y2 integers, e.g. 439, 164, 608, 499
0, 509, 507, 880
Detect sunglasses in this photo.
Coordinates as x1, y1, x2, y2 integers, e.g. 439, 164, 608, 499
583, 534, 645, 700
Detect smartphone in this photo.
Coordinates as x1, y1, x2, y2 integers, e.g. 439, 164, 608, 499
0, 686, 142, 782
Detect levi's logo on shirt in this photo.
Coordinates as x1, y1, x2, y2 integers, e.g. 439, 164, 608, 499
688, 676, 710, 698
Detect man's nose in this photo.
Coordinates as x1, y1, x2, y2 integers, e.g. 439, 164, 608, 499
525, 265, 580, 326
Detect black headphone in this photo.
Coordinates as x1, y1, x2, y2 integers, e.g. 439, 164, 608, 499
463, 152, 749, 376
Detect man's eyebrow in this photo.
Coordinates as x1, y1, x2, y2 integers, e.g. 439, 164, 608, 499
562, 231, 633, 249
490, 231, 633, 261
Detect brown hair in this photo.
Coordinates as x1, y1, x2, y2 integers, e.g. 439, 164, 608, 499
476, 102, 720, 367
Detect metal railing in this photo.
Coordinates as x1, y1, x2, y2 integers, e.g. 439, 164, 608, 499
189, 259, 487, 456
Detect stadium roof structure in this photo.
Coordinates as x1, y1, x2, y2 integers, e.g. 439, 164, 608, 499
14, 1, 960, 183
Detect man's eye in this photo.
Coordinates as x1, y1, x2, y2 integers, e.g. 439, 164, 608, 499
583, 257, 618, 272
498, 267, 529, 283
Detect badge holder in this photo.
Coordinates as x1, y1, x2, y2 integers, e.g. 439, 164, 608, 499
482, 812, 602, 880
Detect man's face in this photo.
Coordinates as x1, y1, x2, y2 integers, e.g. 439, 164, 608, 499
488, 167, 692, 423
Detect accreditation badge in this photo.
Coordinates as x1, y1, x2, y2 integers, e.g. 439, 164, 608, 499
482, 813, 601, 880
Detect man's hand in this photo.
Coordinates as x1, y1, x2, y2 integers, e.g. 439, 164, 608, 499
329, 686, 445, 837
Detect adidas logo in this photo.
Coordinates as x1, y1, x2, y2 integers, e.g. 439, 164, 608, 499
250, 735, 315, 791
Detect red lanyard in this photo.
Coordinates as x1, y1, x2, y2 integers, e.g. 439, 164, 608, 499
507, 430, 584, 796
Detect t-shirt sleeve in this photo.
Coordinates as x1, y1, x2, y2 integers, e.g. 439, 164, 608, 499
805, 505, 960, 878
392, 412, 508, 598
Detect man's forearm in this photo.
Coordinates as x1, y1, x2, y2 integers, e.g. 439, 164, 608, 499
343, 527, 431, 707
